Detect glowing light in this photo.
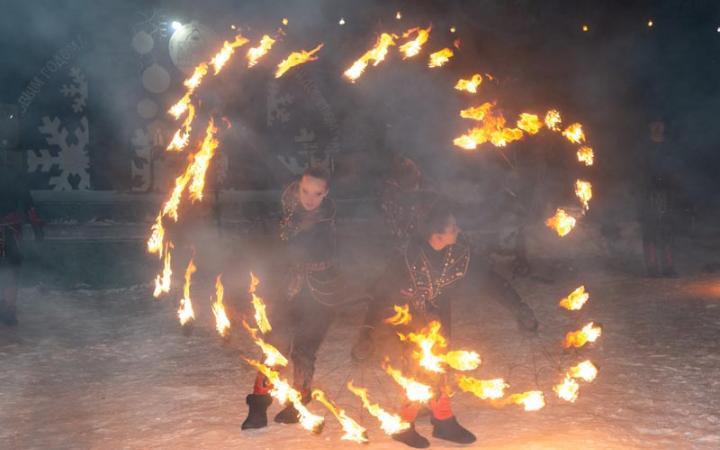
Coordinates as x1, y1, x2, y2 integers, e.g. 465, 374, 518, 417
559, 285, 590, 311
282, 18, 289, 26
450, 26, 457, 33
582, 24, 589, 32
339, 17, 346, 25
396, 11, 402, 20
647, 20, 654, 28
171, 21, 183, 31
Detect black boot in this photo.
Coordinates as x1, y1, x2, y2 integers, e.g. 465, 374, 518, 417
431, 416, 476, 444
392, 424, 430, 448
274, 402, 300, 424
241, 394, 272, 430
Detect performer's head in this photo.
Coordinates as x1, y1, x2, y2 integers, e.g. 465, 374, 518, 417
299, 166, 330, 212
418, 201, 461, 250
649, 120, 665, 143
390, 156, 422, 192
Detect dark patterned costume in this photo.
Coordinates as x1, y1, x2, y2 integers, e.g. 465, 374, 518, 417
640, 175, 679, 276
243, 181, 346, 429
379, 180, 437, 247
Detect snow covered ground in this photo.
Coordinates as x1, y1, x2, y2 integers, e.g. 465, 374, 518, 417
1, 228, 720, 449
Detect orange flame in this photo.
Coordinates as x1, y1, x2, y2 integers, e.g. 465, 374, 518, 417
428, 47, 454, 68
575, 179, 592, 211
577, 146, 594, 166
384, 363, 433, 402
517, 113, 542, 135
553, 376, 580, 403
384, 304, 412, 326
312, 390, 369, 443
275, 43, 324, 78
399, 321, 481, 373
545, 208, 577, 237
454, 74, 483, 93
459, 102, 494, 121
249, 272, 272, 334
245, 358, 324, 433
454, 107, 524, 149
246, 35, 276, 67
507, 391, 545, 411
457, 376, 508, 400
343, 33, 397, 82
568, 360, 598, 382
544, 109, 562, 131
167, 103, 195, 151
153, 242, 173, 298
178, 258, 196, 326
399, 26, 432, 59
562, 123, 586, 143
211, 275, 231, 337
242, 320, 288, 367
162, 170, 192, 222
347, 381, 410, 435
210, 34, 250, 74
188, 119, 219, 202
563, 322, 602, 348
559, 285, 589, 311
147, 213, 165, 257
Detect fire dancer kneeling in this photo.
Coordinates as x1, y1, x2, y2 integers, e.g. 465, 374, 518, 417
0, 162, 44, 326
353, 200, 538, 448
242, 167, 345, 429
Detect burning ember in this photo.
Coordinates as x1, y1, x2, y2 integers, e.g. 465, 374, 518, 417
563, 322, 602, 348
568, 360, 598, 382
153, 242, 173, 298
398, 321, 481, 373
384, 363, 433, 402
242, 320, 288, 367
385, 304, 412, 326
454, 74, 483, 93
211, 275, 231, 337
246, 358, 324, 433
399, 26, 432, 59
210, 34, 250, 74
517, 113, 542, 135
343, 32, 397, 82
428, 47, 454, 68
275, 43, 324, 78
247, 35, 276, 67
507, 391, 546, 411
347, 382, 410, 435
559, 285, 590, 311
249, 272, 272, 334
312, 390, 369, 443
577, 146, 594, 166
544, 109, 562, 131
562, 122, 586, 144
545, 208, 577, 237
177, 258, 196, 326
553, 375, 580, 403
575, 179, 593, 211
457, 376, 508, 400
147, 213, 165, 257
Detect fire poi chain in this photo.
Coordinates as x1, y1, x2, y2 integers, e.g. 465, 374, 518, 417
145, 16, 603, 444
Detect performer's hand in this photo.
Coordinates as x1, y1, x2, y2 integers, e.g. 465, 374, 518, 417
516, 303, 538, 333
351, 326, 375, 362
32, 224, 45, 242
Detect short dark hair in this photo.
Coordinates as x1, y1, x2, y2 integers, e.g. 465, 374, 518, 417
416, 199, 455, 240
302, 166, 331, 187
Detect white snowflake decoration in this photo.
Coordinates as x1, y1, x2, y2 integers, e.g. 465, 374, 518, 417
28, 116, 90, 190
60, 67, 88, 113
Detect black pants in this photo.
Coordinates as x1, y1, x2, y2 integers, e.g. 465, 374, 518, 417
265, 287, 335, 397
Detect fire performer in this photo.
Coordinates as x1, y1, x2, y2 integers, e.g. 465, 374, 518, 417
242, 166, 345, 429
0, 162, 44, 326
353, 200, 538, 447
